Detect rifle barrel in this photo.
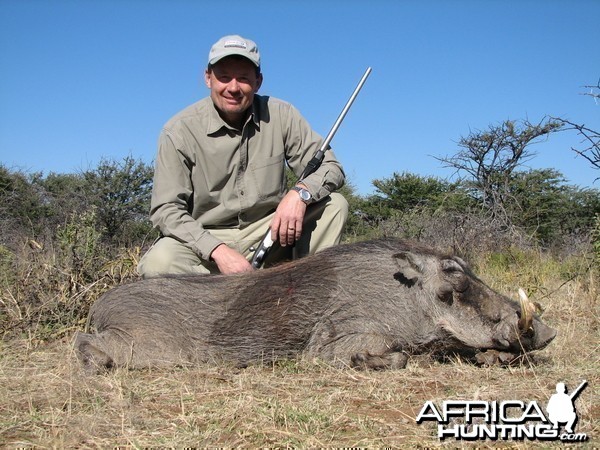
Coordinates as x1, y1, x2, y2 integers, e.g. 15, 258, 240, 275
320, 67, 372, 152
569, 380, 588, 400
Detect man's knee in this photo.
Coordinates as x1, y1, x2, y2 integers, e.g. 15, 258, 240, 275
138, 237, 205, 278
328, 192, 349, 224
299, 193, 349, 256
138, 242, 177, 278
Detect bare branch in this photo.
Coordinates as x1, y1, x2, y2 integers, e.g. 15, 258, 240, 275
581, 78, 600, 104
551, 117, 600, 180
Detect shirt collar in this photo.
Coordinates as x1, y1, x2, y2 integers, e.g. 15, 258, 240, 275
206, 95, 261, 135
249, 97, 261, 129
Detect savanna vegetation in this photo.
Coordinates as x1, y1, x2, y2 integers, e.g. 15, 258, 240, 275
1, 114, 599, 447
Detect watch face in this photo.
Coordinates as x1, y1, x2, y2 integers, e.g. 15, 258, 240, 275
300, 189, 311, 201
293, 186, 312, 202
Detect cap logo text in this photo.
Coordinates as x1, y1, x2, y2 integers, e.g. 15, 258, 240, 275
223, 40, 247, 49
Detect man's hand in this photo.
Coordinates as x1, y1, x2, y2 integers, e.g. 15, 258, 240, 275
210, 243, 254, 274
270, 187, 308, 247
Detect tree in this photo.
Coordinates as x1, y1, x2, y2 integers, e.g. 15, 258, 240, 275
0, 165, 48, 245
551, 79, 600, 180
504, 169, 567, 244
557, 120, 600, 177
436, 118, 563, 219
39, 172, 88, 229
371, 171, 467, 212
346, 172, 472, 238
82, 155, 154, 243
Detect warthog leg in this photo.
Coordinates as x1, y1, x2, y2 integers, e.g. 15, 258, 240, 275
350, 351, 408, 370
73, 331, 114, 374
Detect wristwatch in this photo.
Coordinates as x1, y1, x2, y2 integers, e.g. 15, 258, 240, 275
292, 186, 312, 204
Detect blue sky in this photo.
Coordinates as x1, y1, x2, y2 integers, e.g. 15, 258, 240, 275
1, 0, 598, 195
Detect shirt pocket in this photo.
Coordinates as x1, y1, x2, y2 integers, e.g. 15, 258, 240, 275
249, 153, 286, 201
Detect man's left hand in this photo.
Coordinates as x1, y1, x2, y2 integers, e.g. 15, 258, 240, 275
270, 189, 307, 247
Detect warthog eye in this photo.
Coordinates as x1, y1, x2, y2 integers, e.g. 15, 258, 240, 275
441, 259, 470, 293
437, 289, 454, 305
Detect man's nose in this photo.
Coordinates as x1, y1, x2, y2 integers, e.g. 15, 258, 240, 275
227, 78, 241, 93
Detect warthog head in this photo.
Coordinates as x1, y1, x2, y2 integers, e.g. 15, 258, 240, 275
391, 248, 557, 362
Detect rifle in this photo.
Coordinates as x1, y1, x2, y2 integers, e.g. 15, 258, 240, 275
569, 380, 588, 401
251, 67, 372, 269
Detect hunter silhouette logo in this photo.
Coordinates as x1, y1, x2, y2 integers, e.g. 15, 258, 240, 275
416, 380, 589, 442
546, 380, 587, 434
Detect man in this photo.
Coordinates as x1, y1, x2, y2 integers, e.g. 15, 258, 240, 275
138, 35, 348, 277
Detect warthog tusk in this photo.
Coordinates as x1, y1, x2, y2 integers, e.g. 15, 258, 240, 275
518, 288, 535, 333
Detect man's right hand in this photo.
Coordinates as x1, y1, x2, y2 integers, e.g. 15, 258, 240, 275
210, 243, 254, 274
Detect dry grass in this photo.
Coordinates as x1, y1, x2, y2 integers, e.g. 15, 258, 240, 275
1, 252, 599, 448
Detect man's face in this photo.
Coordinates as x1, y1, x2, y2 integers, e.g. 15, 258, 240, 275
205, 56, 263, 127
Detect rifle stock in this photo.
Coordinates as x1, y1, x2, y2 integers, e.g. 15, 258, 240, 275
251, 67, 372, 269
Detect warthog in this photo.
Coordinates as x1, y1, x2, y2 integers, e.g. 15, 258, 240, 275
74, 238, 556, 372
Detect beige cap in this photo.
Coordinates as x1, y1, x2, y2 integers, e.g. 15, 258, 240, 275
208, 35, 260, 67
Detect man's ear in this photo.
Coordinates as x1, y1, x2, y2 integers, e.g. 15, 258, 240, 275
256, 72, 263, 92
204, 68, 212, 89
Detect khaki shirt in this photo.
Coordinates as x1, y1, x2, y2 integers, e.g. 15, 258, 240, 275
150, 95, 345, 260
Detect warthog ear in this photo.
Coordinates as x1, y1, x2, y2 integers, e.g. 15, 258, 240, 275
392, 251, 423, 287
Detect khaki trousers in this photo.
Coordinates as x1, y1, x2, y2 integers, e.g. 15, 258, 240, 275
138, 193, 348, 277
